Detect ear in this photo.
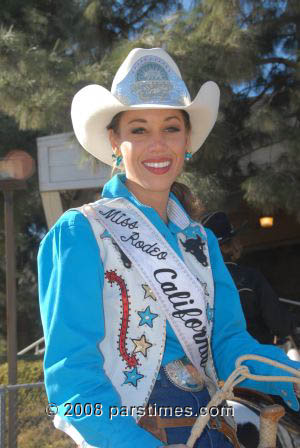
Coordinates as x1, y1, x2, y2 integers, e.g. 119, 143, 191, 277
108, 129, 119, 154
185, 128, 191, 148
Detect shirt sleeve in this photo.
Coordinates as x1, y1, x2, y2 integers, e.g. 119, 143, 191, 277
38, 210, 163, 448
206, 229, 300, 411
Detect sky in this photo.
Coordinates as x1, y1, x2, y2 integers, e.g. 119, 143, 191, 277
182, 0, 193, 10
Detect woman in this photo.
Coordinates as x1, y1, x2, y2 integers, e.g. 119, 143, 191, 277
38, 48, 300, 448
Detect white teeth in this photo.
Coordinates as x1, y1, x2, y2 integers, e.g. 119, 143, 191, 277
144, 161, 171, 168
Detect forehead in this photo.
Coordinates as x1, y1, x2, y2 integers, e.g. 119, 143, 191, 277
120, 108, 184, 123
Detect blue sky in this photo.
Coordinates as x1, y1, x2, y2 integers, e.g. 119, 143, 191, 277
182, 0, 193, 10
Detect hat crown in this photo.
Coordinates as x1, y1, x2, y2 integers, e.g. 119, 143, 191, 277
111, 48, 191, 107
71, 47, 220, 167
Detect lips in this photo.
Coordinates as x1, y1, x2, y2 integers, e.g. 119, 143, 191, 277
142, 158, 172, 175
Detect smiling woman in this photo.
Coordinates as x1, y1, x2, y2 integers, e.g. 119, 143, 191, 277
107, 108, 199, 222
108, 109, 189, 222
38, 47, 300, 448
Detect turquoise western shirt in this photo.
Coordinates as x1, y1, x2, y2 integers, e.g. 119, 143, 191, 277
38, 173, 299, 447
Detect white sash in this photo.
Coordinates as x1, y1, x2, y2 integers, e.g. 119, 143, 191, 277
82, 197, 210, 374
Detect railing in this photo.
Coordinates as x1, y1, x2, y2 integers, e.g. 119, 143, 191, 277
13, 298, 299, 359
279, 297, 300, 307
17, 337, 45, 357
0, 382, 70, 448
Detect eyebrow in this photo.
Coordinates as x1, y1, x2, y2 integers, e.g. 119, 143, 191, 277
127, 116, 181, 125
128, 118, 147, 124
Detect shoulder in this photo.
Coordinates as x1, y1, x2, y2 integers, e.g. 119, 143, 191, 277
238, 264, 264, 282
46, 209, 93, 235
53, 208, 92, 230
38, 209, 97, 255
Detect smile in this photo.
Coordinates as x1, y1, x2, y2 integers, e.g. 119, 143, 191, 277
143, 161, 171, 168
142, 159, 172, 175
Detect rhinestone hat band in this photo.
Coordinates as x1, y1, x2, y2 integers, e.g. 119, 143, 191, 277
113, 55, 191, 107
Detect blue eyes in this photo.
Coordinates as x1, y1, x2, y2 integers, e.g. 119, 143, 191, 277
131, 126, 181, 134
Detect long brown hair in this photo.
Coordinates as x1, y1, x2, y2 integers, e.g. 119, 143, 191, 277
106, 110, 203, 221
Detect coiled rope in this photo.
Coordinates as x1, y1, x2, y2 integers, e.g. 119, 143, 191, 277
187, 355, 300, 448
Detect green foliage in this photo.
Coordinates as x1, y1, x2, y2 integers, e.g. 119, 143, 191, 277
0, 359, 71, 447
0, 358, 43, 384
0, 0, 181, 132
0, 0, 179, 346
1, 0, 300, 353
122, 0, 300, 217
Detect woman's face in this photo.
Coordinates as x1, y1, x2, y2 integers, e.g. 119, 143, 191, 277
109, 109, 190, 195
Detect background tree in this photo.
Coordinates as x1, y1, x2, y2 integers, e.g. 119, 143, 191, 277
114, 0, 300, 216
0, 0, 180, 351
1, 0, 300, 351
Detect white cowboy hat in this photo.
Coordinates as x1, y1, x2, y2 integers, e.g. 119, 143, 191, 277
71, 48, 220, 167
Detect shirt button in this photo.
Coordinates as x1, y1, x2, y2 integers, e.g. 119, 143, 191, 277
281, 390, 287, 397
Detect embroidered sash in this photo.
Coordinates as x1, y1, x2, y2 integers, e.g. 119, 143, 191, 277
82, 197, 211, 374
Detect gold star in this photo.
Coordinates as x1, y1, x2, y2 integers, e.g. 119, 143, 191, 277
132, 335, 152, 357
142, 284, 156, 301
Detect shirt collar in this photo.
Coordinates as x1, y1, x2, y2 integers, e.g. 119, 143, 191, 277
102, 173, 191, 234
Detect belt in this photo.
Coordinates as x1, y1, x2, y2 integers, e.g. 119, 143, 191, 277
138, 358, 240, 447
163, 356, 205, 392
139, 411, 240, 447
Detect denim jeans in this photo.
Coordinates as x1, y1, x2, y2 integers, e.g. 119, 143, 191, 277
148, 367, 233, 447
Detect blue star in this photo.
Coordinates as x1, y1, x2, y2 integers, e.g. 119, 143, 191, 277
206, 303, 214, 323
138, 306, 158, 328
100, 229, 111, 239
123, 367, 144, 387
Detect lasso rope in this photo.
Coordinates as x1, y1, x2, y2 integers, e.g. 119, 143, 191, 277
186, 355, 300, 448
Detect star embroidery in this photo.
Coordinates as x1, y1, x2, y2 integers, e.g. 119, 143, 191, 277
123, 367, 144, 387
206, 303, 214, 323
100, 229, 111, 239
138, 306, 158, 328
132, 335, 152, 357
142, 284, 156, 301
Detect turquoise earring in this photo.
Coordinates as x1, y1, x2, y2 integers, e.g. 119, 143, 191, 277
112, 153, 123, 167
184, 151, 192, 161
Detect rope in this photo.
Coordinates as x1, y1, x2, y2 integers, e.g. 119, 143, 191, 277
235, 354, 300, 384
186, 354, 300, 448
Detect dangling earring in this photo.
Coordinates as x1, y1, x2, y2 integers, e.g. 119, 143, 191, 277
184, 151, 192, 161
112, 153, 123, 167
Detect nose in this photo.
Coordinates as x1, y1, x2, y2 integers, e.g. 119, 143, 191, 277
147, 133, 168, 153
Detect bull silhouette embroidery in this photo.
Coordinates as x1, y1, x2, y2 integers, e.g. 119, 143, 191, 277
180, 235, 208, 267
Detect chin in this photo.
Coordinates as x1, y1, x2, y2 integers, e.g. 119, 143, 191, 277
139, 177, 175, 193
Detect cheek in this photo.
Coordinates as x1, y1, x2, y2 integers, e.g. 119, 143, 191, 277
176, 144, 186, 163
120, 141, 132, 153
120, 141, 139, 175
120, 141, 133, 163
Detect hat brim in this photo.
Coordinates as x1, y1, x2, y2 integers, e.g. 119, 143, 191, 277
219, 220, 248, 244
71, 81, 220, 167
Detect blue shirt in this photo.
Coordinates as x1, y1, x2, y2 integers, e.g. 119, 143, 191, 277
38, 173, 299, 447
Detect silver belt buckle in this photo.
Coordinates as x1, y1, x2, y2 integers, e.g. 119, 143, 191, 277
164, 358, 205, 392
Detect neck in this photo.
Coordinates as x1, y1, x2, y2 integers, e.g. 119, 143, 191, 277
125, 179, 169, 223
